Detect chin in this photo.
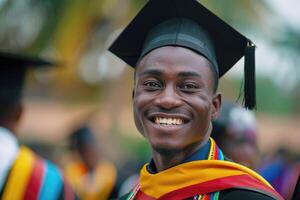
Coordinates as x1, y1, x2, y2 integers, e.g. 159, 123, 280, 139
150, 140, 184, 156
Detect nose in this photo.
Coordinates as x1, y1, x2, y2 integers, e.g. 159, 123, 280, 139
155, 84, 182, 110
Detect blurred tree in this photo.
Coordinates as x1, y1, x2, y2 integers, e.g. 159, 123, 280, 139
201, 0, 273, 33
271, 25, 300, 113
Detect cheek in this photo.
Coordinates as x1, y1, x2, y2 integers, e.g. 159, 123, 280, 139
133, 103, 143, 134
133, 92, 150, 135
133, 88, 156, 112
190, 95, 212, 117
189, 96, 213, 132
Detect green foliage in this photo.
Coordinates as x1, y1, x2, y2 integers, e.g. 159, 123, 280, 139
200, 0, 271, 31
232, 78, 296, 114
119, 133, 151, 161
28, 0, 71, 54
256, 79, 295, 114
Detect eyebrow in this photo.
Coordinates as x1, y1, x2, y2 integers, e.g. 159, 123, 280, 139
139, 69, 163, 77
138, 69, 203, 78
178, 71, 202, 78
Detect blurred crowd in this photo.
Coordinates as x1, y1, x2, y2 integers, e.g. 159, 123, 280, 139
6, 95, 299, 200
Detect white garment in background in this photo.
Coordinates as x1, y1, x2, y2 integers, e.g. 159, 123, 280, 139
0, 127, 19, 191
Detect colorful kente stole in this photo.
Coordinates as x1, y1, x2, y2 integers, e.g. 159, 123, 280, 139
126, 138, 283, 200
1, 146, 75, 200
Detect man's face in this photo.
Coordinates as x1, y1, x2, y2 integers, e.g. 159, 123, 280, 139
133, 46, 221, 155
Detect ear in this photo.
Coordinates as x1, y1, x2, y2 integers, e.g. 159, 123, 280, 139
211, 92, 222, 121
8, 102, 23, 133
15, 102, 23, 122
132, 89, 135, 99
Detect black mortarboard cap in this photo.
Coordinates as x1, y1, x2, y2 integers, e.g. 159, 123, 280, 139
109, 0, 256, 109
70, 126, 96, 149
0, 52, 53, 101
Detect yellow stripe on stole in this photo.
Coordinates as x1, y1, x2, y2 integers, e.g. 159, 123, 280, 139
207, 138, 214, 160
140, 160, 273, 198
2, 146, 36, 200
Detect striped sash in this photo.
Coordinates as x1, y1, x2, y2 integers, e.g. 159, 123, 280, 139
1, 146, 74, 200
126, 138, 283, 200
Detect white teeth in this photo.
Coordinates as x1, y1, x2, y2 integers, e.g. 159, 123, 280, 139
177, 119, 183, 124
155, 117, 159, 124
172, 119, 176, 124
154, 117, 184, 125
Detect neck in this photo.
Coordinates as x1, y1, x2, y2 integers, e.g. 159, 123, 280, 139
152, 137, 210, 172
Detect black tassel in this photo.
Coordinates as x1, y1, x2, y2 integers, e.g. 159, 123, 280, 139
244, 41, 256, 110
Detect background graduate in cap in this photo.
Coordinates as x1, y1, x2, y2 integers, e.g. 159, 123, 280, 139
109, 0, 283, 199
211, 101, 259, 170
64, 125, 117, 200
0, 52, 77, 200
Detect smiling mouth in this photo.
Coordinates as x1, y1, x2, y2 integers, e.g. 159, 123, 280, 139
154, 117, 184, 125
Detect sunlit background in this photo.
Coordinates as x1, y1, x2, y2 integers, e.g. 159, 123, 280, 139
1, 0, 299, 179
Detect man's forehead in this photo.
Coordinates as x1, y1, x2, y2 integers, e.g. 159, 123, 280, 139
135, 66, 214, 84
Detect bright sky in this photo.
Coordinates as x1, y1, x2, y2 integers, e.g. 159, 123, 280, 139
267, 0, 300, 30
0, 0, 7, 8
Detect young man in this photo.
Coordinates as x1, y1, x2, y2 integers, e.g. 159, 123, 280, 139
109, 0, 283, 199
0, 52, 77, 200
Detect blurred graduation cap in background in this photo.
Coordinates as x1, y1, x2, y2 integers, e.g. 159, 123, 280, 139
211, 101, 257, 144
109, 0, 256, 109
0, 52, 53, 102
69, 126, 96, 150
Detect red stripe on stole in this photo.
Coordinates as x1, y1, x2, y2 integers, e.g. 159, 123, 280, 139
203, 194, 210, 200
159, 174, 283, 200
136, 190, 156, 200
62, 174, 75, 200
23, 157, 45, 200
213, 143, 218, 160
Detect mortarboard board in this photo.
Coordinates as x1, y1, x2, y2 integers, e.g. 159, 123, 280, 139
109, 0, 256, 109
0, 52, 53, 102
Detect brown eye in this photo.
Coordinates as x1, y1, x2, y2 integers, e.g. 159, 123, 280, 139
180, 82, 199, 92
143, 80, 161, 90
183, 83, 197, 89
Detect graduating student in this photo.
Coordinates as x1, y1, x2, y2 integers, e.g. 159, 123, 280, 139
64, 126, 117, 200
0, 52, 77, 200
109, 0, 284, 199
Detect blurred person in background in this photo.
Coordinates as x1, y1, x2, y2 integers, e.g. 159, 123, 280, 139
259, 148, 300, 200
117, 155, 149, 197
64, 126, 117, 200
0, 52, 77, 200
109, 0, 283, 199
211, 101, 259, 170
212, 101, 300, 199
